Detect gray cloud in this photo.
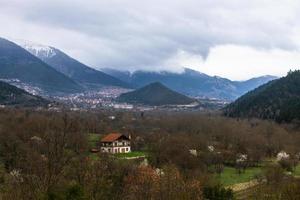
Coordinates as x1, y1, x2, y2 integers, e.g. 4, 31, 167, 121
1, 0, 300, 78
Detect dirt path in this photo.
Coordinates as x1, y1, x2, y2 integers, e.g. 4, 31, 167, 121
226, 179, 259, 192
226, 180, 260, 199
120, 155, 146, 160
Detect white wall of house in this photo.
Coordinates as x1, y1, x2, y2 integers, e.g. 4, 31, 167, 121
101, 139, 131, 154
101, 146, 131, 154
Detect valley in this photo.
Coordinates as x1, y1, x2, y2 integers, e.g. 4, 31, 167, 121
2, 0, 300, 199
0, 37, 299, 199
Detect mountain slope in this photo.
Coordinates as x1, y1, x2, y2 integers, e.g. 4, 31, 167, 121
103, 68, 277, 100
0, 81, 48, 107
16, 40, 131, 89
117, 82, 196, 106
0, 38, 82, 94
234, 75, 278, 94
224, 71, 300, 122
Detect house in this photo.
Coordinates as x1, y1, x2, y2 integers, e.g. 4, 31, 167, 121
100, 133, 131, 154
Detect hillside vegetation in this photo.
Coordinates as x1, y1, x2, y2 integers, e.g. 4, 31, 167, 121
0, 110, 299, 199
224, 70, 300, 122
0, 81, 48, 106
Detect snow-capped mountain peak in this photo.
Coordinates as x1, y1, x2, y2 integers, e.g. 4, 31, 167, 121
13, 39, 56, 58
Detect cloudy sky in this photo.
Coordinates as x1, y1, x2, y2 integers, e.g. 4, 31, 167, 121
1, 0, 300, 80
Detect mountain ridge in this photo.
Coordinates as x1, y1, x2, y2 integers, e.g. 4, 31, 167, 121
15, 39, 131, 90
0, 38, 83, 95
103, 68, 278, 100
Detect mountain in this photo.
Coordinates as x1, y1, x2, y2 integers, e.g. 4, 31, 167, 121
102, 68, 132, 83
0, 38, 82, 94
16, 40, 131, 89
0, 81, 48, 107
117, 82, 196, 106
224, 70, 300, 122
233, 75, 278, 93
103, 68, 278, 100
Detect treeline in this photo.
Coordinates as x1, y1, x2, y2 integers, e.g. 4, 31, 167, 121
0, 109, 300, 199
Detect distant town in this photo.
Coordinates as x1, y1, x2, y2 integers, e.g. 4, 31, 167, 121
0, 78, 229, 112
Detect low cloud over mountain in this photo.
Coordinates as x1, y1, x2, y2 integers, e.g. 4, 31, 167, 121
1, 0, 300, 79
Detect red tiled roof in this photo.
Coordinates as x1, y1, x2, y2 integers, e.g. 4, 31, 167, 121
101, 133, 125, 142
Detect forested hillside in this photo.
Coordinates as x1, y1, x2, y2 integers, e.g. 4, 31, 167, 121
0, 81, 48, 106
117, 82, 196, 105
224, 70, 300, 122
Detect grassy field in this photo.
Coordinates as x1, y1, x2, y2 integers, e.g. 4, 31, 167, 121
293, 164, 300, 176
88, 151, 147, 161
217, 167, 262, 186
115, 151, 147, 158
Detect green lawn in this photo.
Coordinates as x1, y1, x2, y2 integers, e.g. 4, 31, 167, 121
115, 151, 147, 158
217, 167, 262, 186
293, 164, 300, 176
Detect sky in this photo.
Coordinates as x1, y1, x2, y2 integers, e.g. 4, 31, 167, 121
0, 0, 300, 80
